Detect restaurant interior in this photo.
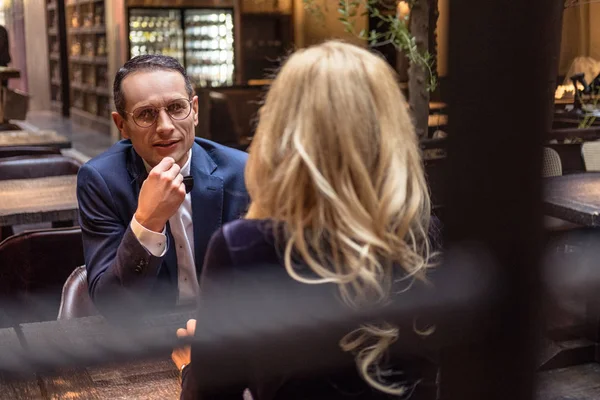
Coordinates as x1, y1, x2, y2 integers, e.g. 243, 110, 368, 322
0, 0, 599, 399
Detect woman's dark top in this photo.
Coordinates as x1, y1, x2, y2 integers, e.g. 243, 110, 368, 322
181, 219, 441, 400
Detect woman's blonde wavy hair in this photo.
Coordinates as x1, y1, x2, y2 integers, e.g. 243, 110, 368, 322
245, 40, 435, 396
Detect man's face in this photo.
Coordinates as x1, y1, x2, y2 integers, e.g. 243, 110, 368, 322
112, 70, 199, 168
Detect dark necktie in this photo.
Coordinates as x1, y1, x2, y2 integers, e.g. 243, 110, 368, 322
183, 176, 194, 194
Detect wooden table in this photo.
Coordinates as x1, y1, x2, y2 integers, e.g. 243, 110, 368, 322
0, 67, 20, 81
544, 173, 600, 227
0, 68, 22, 123
542, 173, 600, 373
0, 358, 180, 400
0, 130, 71, 149
0, 312, 202, 399
556, 95, 600, 105
0, 175, 78, 227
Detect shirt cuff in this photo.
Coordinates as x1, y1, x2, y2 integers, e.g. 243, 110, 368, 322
131, 215, 167, 257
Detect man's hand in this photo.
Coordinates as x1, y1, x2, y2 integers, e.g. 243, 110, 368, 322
172, 319, 196, 371
134, 157, 186, 232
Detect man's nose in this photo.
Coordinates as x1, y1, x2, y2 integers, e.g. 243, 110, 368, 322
155, 108, 174, 134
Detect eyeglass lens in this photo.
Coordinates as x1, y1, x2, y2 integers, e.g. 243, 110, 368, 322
132, 99, 191, 127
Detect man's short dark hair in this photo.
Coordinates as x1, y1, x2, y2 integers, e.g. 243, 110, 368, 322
113, 54, 194, 117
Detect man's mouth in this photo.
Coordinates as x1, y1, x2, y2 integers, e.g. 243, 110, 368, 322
153, 140, 179, 148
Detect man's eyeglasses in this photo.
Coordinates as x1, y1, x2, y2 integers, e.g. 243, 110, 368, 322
126, 98, 193, 128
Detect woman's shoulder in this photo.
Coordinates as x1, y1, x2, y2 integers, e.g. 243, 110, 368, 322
221, 218, 273, 245
216, 218, 281, 266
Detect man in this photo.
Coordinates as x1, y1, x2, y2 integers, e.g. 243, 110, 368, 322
77, 55, 248, 316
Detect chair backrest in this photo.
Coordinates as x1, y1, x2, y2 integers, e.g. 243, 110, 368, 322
0, 227, 85, 327
0, 154, 81, 181
546, 143, 585, 173
208, 91, 240, 146
424, 157, 446, 208
581, 140, 600, 171
542, 147, 562, 177
57, 265, 98, 320
0, 145, 61, 159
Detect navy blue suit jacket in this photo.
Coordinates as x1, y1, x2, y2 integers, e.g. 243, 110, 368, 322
76, 138, 248, 315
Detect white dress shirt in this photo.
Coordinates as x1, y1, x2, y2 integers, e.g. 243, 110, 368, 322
130, 150, 199, 305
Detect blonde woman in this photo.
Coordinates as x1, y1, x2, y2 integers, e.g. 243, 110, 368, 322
174, 40, 441, 399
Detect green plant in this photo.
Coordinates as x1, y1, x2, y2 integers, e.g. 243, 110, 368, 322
302, 0, 327, 21
303, 0, 437, 91
578, 89, 599, 129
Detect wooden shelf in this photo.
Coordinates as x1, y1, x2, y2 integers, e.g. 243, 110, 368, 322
71, 82, 109, 96
47, 0, 70, 118
62, 0, 110, 127
70, 82, 85, 90
128, 0, 233, 6
66, 0, 103, 5
69, 26, 106, 35
70, 107, 111, 127
69, 55, 108, 64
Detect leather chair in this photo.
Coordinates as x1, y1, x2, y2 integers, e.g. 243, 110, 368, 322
0, 154, 81, 181
0, 227, 85, 327
424, 156, 446, 210
57, 265, 98, 320
208, 91, 248, 150
0, 145, 61, 159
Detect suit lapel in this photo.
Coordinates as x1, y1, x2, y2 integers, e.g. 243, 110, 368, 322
190, 142, 223, 273
125, 145, 147, 205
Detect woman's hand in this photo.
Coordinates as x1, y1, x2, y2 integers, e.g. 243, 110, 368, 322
171, 319, 197, 371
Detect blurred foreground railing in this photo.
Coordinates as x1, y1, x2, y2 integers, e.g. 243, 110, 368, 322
0, 0, 587, 399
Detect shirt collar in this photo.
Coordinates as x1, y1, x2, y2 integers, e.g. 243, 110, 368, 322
142, 148, 193, 176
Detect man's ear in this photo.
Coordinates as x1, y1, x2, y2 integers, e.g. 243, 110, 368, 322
112, 112, 129, 139
192, 95, 199, 127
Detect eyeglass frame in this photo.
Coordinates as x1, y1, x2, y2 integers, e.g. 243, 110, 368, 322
124, 97, 195, 128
